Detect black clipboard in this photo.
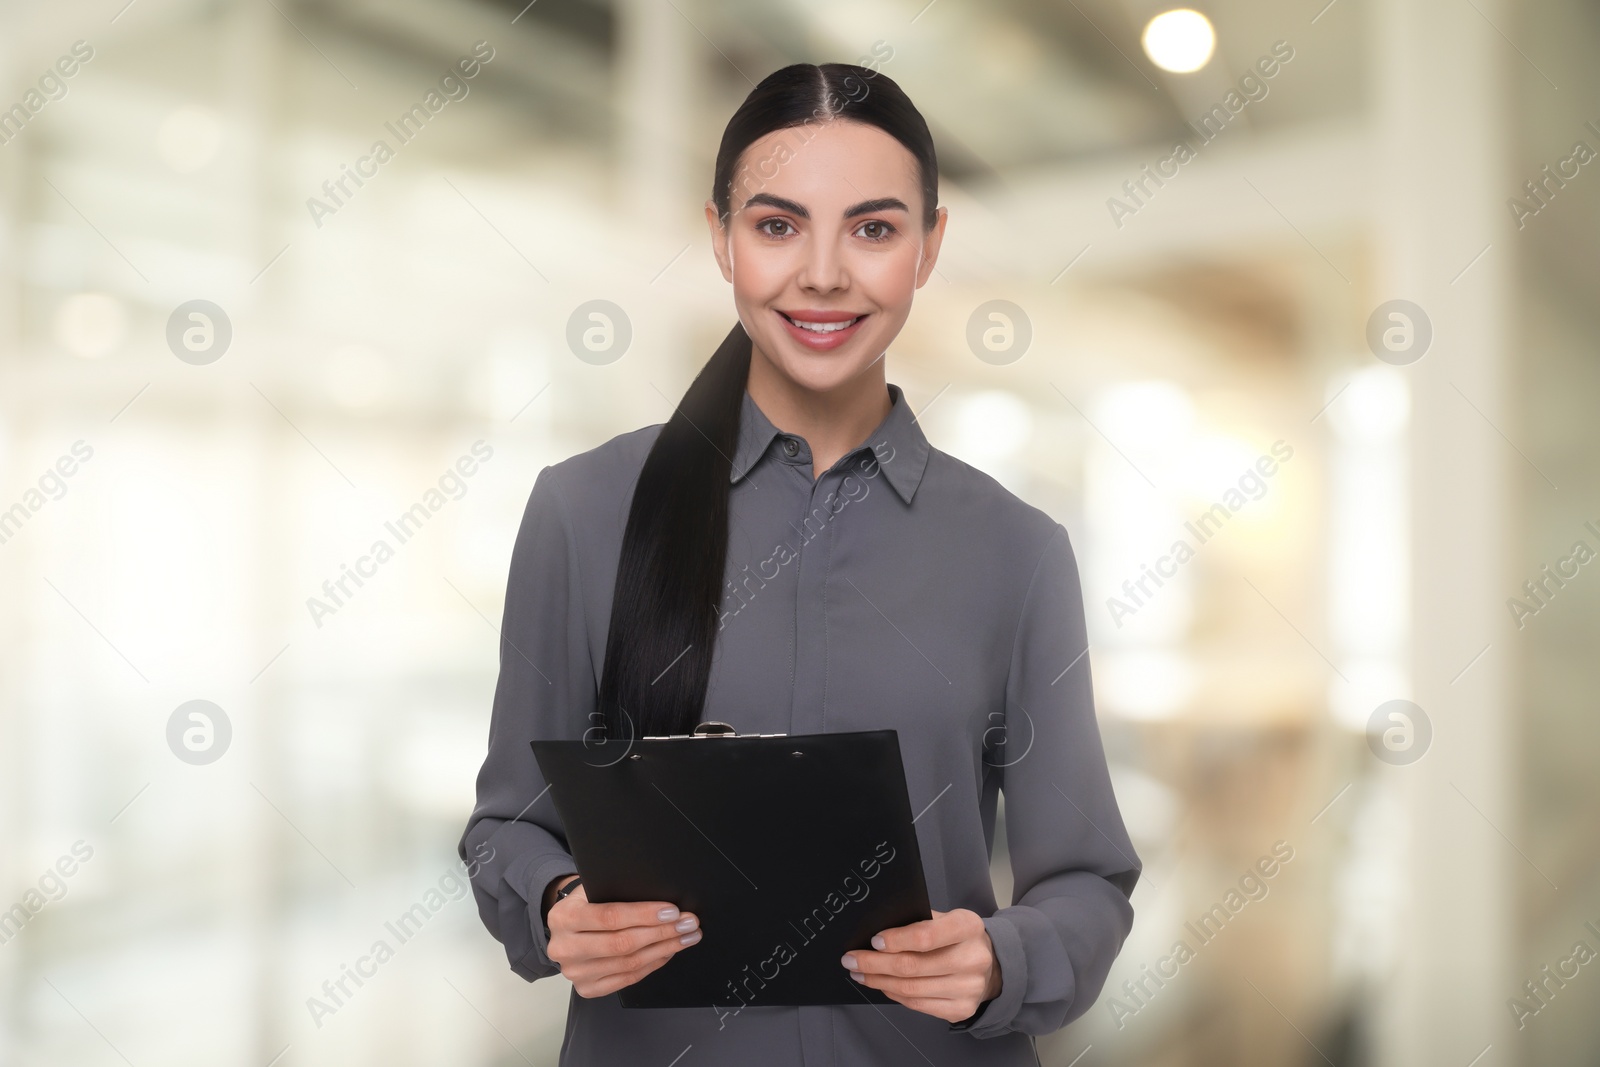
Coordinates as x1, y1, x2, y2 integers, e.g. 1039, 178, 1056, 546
530, 724, 932, 1009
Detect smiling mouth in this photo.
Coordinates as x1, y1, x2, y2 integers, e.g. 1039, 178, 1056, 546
778, 311, 867, 333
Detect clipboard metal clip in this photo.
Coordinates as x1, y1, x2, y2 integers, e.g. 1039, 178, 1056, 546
640, 720, 790, 740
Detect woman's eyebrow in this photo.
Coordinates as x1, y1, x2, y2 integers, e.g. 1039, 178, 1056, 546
742, 193, 910, 219
743, 193, 809, 217
842, 197, 909, 218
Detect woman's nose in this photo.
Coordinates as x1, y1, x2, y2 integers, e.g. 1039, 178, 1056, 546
796, 238, 846, 292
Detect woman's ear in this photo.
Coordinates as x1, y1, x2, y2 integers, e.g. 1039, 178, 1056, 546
704, 200, 734, 283
914, 205, 949, 289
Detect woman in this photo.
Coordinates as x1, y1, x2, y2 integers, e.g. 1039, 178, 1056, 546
459, 62, 1140, 1065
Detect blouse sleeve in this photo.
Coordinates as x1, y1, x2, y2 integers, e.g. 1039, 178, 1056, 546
956, 523, 1142, 1038
458, 465, 591, 982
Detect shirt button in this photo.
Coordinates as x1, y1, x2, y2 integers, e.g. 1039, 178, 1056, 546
781, 437, 800, 458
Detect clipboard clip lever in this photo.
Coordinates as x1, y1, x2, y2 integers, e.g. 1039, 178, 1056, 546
639, 721, 790, 740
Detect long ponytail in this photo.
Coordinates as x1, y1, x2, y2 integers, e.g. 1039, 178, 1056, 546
596, 61, 938, 740
596, 322, 750, 740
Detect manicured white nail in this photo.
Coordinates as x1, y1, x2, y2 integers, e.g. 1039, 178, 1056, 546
679, 929, 702, 946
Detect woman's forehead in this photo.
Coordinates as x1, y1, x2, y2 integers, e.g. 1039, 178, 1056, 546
729, 121, 920, 214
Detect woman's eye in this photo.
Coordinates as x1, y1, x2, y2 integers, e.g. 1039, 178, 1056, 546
856, 220, 896, 242
757, 218, 795, 238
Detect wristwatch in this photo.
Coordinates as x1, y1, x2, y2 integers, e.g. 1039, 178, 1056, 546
540, 875, 582, 941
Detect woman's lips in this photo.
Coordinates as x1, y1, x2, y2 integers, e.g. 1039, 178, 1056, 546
775, 309, 869, 351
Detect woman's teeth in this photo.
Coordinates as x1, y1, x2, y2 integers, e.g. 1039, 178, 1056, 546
784, 314, 862, 333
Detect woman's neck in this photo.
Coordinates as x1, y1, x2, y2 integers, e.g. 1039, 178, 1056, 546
746, 352, 892, 481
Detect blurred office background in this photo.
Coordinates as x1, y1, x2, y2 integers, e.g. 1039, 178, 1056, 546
1, 0, 1596, 1063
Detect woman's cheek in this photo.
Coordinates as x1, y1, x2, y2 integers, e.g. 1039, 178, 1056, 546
857, 251, 920, 307
729, 234, 793, 297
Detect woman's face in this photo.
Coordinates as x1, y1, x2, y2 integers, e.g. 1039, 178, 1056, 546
705, 118, 947, 396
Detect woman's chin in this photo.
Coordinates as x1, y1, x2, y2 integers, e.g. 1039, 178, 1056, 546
757, 338, 882, 393
776, 360, 874, 397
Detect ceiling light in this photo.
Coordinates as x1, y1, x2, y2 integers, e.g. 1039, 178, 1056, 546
1142, 9, 1217, 74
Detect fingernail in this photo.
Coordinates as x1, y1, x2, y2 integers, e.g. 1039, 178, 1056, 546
679, 929, 702, 946
674, 916, 698, 933
658, 906, 680, 922
851, 970, 865, 982
871, 935, 886, 950
840, 954, 857, 969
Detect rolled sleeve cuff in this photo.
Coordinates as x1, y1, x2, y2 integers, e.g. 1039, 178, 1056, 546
949, 912, 1029, 1037
505, 847, 578, 976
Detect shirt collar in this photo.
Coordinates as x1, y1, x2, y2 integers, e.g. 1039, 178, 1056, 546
729, 382, 931, 505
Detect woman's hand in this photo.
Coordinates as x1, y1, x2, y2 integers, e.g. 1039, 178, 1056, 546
544, 876, 703, 999
839, 908, 1001, 1023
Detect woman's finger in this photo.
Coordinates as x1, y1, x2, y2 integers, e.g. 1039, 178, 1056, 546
567, 926, 702, 995
867, 908, 981, 955
556, 911, 700, 965
851, 968, 985, 1002
577, 955, 667, 1000
843, 939, 968, 979
886, 995, 974, 1024
558, 887, 686, 933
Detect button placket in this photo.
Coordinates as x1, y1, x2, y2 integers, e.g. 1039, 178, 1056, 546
789, 460, 839, 740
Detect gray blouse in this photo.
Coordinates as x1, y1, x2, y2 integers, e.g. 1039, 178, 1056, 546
459, 381, 1141, 1065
